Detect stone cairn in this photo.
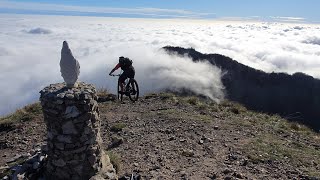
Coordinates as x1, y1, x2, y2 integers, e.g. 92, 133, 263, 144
39, 82, 117, 180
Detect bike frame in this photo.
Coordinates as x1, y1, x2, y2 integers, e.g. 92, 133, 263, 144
110, 71, 129, 90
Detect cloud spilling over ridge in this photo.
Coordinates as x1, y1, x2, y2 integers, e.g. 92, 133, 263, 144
78, 45, 225, 103
129, 47, 224, 102
0, 14, 320, 116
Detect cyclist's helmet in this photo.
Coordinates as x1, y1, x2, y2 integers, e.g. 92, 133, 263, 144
119, 56, 125, 64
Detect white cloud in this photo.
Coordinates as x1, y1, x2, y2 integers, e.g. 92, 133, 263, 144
0, 14, 320, 116
270, 16, 306, 23
0, 14, 225, 116
302, 36, 320, 46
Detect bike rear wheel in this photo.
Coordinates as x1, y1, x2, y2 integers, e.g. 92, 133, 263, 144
128, 79, 139, 102
117, 80, 123, 101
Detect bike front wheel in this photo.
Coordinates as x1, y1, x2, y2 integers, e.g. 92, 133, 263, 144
128, 79, 139, 102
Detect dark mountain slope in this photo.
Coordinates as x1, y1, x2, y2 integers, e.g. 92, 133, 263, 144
163, 46, 320, 131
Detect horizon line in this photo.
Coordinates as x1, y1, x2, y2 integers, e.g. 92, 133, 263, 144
1, 12, 319, 25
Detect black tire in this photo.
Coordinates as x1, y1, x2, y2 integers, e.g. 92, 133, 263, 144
117, 80, 123, 101
128, 79, 139, 102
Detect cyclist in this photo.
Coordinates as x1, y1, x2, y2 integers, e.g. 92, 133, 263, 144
109, 56, 136, 94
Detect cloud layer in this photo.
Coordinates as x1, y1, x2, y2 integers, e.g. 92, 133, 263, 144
0, 14, 320, 116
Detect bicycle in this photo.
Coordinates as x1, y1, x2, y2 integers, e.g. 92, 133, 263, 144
110, 72, 139, 102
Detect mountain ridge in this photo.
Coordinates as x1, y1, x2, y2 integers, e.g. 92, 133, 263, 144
163, 46, 320, 131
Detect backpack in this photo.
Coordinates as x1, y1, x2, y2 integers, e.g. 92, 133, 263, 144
120, 58, 133, 68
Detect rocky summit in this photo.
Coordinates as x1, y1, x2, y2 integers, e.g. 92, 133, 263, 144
0, 92, 320, 180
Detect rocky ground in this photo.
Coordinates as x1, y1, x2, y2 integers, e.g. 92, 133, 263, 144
1, 93, 320, 179
0, 107, 46, 167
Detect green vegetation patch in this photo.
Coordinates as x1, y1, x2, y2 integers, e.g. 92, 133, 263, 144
106, 151, 121, 173
247, 112, 314, 136
155, 108, 212, 122
97, 87, 110, 97
144, 93, 159, 99
159, 92, 176, 100
229, 106, 320, 177
110, 123, 126, 132
0, 102, 42, 127
185, 96, 201, 106
186, 97, 199, 105
180, 96, 212, 109
244, 133, 320, 177
219, 100, 247, 115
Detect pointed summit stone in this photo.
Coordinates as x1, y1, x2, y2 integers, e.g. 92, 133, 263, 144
60, 41, 80, 88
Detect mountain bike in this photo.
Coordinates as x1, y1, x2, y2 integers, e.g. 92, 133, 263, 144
110, 72, 139, 102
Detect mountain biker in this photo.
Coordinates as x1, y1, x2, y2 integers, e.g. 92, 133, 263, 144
109, 56, 136, 94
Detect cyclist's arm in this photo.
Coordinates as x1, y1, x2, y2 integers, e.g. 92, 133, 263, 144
109, 63, 121, 75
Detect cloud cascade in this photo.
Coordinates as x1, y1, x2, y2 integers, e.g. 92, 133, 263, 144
0, 14, 320, 116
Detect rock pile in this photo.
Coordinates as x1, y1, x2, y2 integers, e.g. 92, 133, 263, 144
40, 82, 117, 180
1, 148, 46, 180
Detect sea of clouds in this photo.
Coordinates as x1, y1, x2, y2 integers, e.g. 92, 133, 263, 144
0, 14, 320, 116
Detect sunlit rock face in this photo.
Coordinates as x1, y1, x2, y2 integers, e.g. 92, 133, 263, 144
60, 41, 80, 88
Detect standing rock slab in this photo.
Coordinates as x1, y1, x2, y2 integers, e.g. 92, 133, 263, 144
60, 41, 80, 88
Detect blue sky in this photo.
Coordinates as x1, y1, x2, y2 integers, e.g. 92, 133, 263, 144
0, 0, 320, 22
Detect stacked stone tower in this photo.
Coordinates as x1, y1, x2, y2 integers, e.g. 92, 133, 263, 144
40, 82, 117, 180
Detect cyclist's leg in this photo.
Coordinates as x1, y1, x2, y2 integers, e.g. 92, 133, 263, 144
119, 73, 127, 93
129, 80, 136, 95
128, 68, 136, 93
